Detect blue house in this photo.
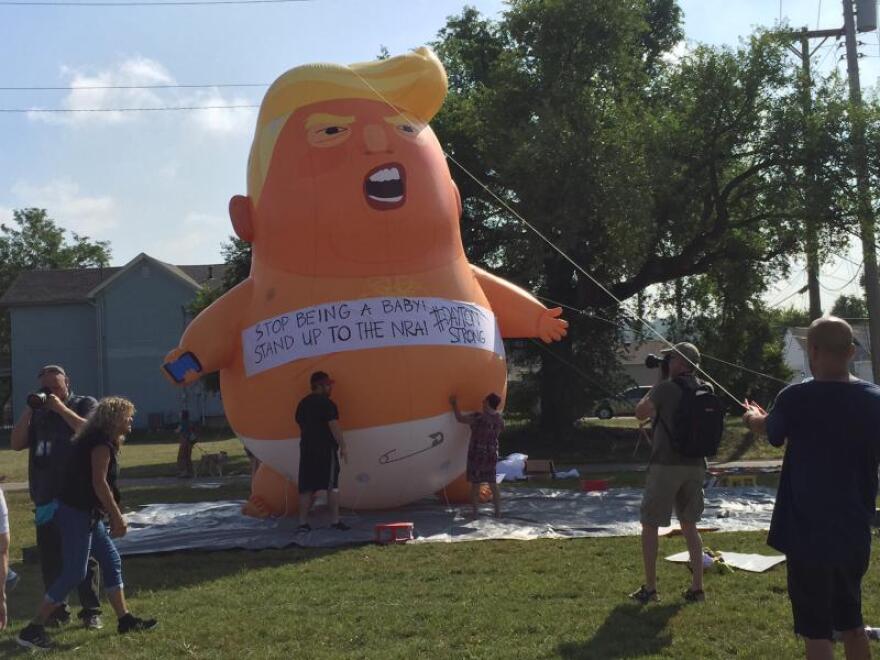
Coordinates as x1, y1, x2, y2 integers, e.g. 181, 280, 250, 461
0, 253, 227, 429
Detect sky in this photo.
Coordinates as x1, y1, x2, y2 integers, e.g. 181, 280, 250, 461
1, 0, 878, 311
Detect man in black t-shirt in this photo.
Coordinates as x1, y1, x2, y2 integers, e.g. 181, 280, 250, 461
10, 365, 103, 629
294, 371, 348, 531
744, 317, 880, 660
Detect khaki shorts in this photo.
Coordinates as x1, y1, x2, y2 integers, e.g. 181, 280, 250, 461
640, 464, 705, 527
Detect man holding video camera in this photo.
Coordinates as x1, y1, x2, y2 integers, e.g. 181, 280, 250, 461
10, 365, 103, 629
631, 343, 709, 605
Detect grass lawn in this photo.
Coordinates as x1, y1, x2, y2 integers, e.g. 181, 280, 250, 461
0, 413, 778, 486
503, 416, 786, 466
0, 420, 874, 657
0, 486, 880, 658
0, 431, 253, 483
1, 480, 877, 658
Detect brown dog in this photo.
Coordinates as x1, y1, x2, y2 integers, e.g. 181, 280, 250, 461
196, 451, 228, 477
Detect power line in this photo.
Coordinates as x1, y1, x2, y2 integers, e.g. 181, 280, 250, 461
832, 250, 862, 267
526, 339, 624, 401
769, 283, 810, 308
820, 261, 863, 292
700, 353, 790, 385
535, 296, 791, 385
1, 104, 258, 112
0, 0, 311, 5
0, 83, 268, 90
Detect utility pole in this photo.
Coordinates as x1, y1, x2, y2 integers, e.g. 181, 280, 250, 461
842, 0, 880, 382
782, 2, 879, 376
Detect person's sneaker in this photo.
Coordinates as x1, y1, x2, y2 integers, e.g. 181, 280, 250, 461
330, 522, 350, 531
5, 569, 20, 592
683, 588, 705, 603
16, 623, 53, 651
80, 613, 104, 630
117, 613, 158, 634
296, 523, 311, 532
629, 585, 659, 604
45, 606, 71, 628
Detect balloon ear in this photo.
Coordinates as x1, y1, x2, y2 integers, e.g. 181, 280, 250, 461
229, 195, 254, 242
451, 180, 462, 221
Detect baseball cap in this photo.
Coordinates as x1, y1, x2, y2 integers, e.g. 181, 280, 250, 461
38, 364, 67, 378
310, 371, 335, 386
661, 342, 700, 366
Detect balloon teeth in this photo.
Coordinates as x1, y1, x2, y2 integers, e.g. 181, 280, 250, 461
368, 167, 401, 183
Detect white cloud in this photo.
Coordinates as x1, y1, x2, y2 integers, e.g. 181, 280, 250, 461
148, 210, 228, 263
10, 180, 118, 236
661, 40, 692, 66
183, 89, 257, 136
25, 56, 257, 135
0, 206, 13, 224
27, 56, 172, 125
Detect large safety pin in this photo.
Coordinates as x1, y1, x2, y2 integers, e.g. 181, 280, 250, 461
378, 432, 444, 465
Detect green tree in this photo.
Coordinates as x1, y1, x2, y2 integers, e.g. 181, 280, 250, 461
0, 208, 111, 411
770, 305, 811, 331
831, 294, 868, 320
432, 2, 813, 431
187, 236, 252, 392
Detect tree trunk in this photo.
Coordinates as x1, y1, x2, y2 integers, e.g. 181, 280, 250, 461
538, 331, 579, 436
537, 254, 581, 435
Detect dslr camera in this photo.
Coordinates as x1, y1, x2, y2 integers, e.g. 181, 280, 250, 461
27, 387, 52, 410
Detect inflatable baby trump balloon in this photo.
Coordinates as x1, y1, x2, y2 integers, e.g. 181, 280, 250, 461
163, 47, 568, 513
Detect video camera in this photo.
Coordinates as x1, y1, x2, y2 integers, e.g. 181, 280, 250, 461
644, 353, 670, 369
27, 387, 52, 410
645, 353, 671, 379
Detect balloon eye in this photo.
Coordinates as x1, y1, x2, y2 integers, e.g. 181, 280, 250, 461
399, 124, 416, 134
322, 126, 347, 136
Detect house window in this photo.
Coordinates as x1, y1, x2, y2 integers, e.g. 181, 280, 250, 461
141, 265, 150, 278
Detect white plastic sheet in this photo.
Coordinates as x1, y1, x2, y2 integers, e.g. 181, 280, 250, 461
666, 550, 785, 573
114, 487, 777, 555
495, 453, 528, 481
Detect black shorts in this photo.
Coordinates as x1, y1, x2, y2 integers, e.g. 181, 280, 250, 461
297, 443, 340, 494
786, 557, 868, 640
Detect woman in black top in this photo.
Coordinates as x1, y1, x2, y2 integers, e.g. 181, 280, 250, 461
17, 397, 157, 651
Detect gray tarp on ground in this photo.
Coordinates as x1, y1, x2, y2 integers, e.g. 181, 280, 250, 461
114, 487, 777, 556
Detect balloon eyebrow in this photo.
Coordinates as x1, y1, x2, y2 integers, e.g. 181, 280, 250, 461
304, 113, 355, 130
383, 115, 420, 127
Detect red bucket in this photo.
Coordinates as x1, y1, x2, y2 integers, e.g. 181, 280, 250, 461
581, 479, 609, 492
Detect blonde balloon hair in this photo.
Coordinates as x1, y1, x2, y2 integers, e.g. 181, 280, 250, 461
74, 396, 136, 448
247, 46, 448, 205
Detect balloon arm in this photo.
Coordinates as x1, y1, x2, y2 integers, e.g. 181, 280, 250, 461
172, 278, 253, 376
470, 265, 567, 342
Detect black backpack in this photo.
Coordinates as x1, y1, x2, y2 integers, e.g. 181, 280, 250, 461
659, 377, 724, 458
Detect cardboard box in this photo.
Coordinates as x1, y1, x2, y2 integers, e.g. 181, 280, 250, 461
525, 459, 555, 477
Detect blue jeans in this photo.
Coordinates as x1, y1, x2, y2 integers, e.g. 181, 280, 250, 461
46, 503, 123, 605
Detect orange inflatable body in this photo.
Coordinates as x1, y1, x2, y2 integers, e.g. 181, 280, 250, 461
164, 48, 566, 513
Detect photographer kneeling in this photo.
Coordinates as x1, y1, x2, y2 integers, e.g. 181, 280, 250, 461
631, 342, 722, 604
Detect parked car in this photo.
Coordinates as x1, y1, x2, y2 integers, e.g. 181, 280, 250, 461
593, 386, 652, 419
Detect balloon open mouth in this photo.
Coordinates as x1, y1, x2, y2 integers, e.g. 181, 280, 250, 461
364, 163, 406, 210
